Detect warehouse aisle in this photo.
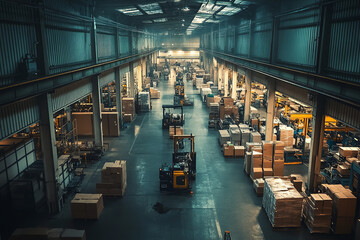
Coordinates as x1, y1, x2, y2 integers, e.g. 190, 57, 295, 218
15, 78, 342, 240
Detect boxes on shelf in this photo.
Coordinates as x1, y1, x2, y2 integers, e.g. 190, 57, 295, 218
303, 193, 332, 233
169, 126, 184, 138
96, 160, 127, 197
71, 194, 104, 219
262, 177, 303, 228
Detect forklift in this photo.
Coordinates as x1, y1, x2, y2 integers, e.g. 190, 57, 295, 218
159, 135, 196, 191
162, 104, 185, 129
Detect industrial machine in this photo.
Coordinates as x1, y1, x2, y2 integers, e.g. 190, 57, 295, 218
162, 104, 184, 128
159, 135, 196, 191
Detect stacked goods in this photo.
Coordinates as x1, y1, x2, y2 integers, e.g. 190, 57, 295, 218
230, 127, 241, 146
224, 143, 235, 157
138, 92, 150, 112
251, 150, 263, 179
262, 141, 274, 168
339, 147, 359, 158
122, 97, 135, 119
241, 129, 251, 146
321, 184, 356, 234
290, 174, 303, 192
336, 164, 350, 176
11, 228, 86, 240
207, 95, 214, 107
238, 124, 250, 130
169, 126, 184, 138
273, 141, 285, 176
279, 126, 294, 147
96, 161, 127, 196
150, 88, 161, 99
219, 97, 239, 120
253, 178, 265, 196
262, 177, 303, 228
246, 142, 262, 152
209, 103, 219, 114
219, 130, 231, 146
303, 193, 332, 233
250, 132, 261, 143
234, 146, 245, 157
244, 151, 252, 175
71, 194, 104, 219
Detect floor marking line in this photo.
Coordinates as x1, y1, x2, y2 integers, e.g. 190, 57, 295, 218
128, 115, 146, 154
213, 208, 223, 239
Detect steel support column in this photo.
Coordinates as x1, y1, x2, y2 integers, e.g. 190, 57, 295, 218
244, 70, 252, 123
115, 67, 123, 130
265, 79, 276, 141
92, 76, 103, 148
129, 62, 135, 98
35, 0, 49, 76
308, 95, 325, 192
38, 93, 59, 214
213, 57, 218, 86
224, 65, 229, 97
232, 66, 237, 99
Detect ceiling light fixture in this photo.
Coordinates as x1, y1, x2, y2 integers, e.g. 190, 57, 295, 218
182, 6, 190, 12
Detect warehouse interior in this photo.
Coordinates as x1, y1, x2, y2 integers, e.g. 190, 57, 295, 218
0, 0, 360, 239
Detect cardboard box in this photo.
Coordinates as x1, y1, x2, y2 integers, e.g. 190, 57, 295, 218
97, 160, 127, 196
273, 159, 284, 176
251, 151, 263, 168
253, 178, 264, 196
71, 194, 103, 219
72, 112, 93, 136
123, 114, 133, 123
250, 132, 261, 143
244, 152, 252, 175
263, 168, 273, 177
251, 167, 263, 179
339, 147, 359, 158
169, 126, 184, 138
336, 164, 350, 176
234, 146, 245, 157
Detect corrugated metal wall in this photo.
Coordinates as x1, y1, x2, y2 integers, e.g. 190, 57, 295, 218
0, 1, 36, 87
97, 25, 116, 62
51, 77, 92, 113
327, 0, 360, 84
326, 98, 360, 130
235, 21, 250, 56
0, 98, 39, 141
251, 19, 272, 61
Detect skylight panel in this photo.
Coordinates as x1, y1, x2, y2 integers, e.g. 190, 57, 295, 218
217, 6, 241, 16
192, 16, 206, 24
117, 7, 143, 16
138, 3, 163, 15
153, 18, 167, 22
206, 19, 220, 23
198, 3, 221, 15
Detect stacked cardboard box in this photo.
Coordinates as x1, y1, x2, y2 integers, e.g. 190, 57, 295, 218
169, 126, 184, 138
262, 141, 274, 168
10, 228, 86, 240
219, 130, 231, 146
321, 184, 356, 234
230, 127, 241, 146
253, 178, 264, 196
122, 98, 135, 120
96, 161, 127, 196
262, 177, 303, 228
150, 88, 161, 99
234, 146, 245, 157
224, 143, 234, 157
273, 141, 285, 176
339, 147, 359, 158
336, 164, 350, 176
71, 194, 104, 219
241, 129, 251, 146
207, 96, 214, 107
279, 126, 294, 147
303, 193, 332, 233
290, 174, 303, 192
246, 142, 262, 152
219, 105, 239, 120
244, 151, 252, 175
251, 150, 263, 179
250, 132, 261, 143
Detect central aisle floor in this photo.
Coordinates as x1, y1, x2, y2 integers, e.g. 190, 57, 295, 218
18, 77, 343, 240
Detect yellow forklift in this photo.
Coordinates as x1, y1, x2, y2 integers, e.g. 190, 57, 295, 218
159, 135, 196, 191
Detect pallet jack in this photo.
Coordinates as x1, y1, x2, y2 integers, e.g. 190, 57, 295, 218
159, 135, 196, 191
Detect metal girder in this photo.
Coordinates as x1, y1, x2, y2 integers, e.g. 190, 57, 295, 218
203, 49, 360, 108
0, 50, 157, 107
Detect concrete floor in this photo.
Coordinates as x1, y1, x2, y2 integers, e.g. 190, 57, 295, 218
6, 77, 350, 240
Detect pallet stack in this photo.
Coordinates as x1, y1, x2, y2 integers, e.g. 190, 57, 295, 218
253, 178, 264, 196
251, 150, 263, 179
262, 141, 274, 177
279, 126, 294, 147
96, 160, 127, 196
71, 193, 104, 219
122, 97, 135, 123
303, 193, 332, 233
273, 141, 285, 176
262, 177, 303, 228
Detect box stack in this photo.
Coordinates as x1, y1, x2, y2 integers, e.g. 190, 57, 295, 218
303, 193, 332, 233
262, 141, 274, 170
234, 146, 245, 157
219, 130, 231, 146
150, 88, 161, 99
321, 184, 357, 234
241, 129, 251, 146
290, 174, 303, 192
336, 164, 350, 176
230, 127, 241, 146
279, 126, 294, 147
71, 193, 104, 219
244, 151, 252, 175
209, 103, 219, 114
10, 228, 86, 240
262, 177, 303, 228
251, 150, 263, 179
246, 142, 262, 152
169, 126, 184, 138
96, 161, 127, 196
207, 95, 214, 107
122, 97, 135, 122
138, 92, 150, 112
224, 143, 234, 157
253, 178, 264, 196
339, 147, 359, 158
273, 141, 285, 176
250, 132, 261, 143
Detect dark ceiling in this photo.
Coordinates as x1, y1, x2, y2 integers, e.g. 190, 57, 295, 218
94, 0, 260, 35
